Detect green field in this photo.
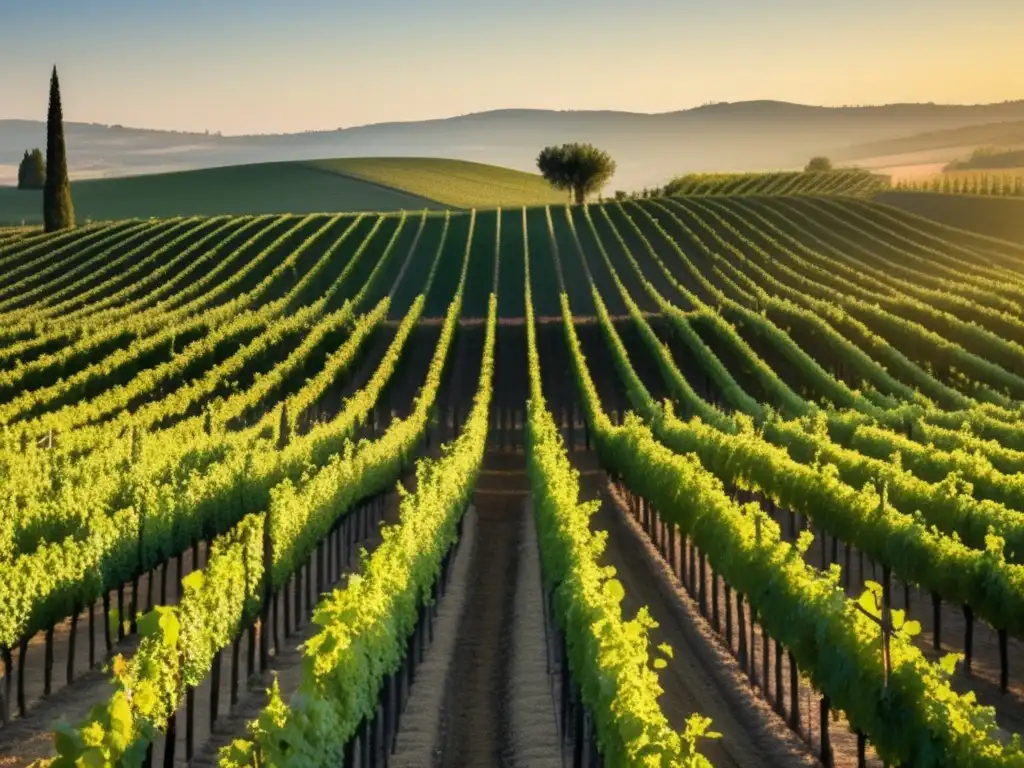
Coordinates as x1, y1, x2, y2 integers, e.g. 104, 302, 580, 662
0, 157, 564, 224
307, 157, 566, 209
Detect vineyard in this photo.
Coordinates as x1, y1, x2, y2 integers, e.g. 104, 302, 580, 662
663, 171, 891, 197
0, 194, 1023, 767
894, 172, 1024, 197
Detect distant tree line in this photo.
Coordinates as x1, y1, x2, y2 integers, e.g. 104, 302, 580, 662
944, 147, 1024, 172
611, 187, 663, 201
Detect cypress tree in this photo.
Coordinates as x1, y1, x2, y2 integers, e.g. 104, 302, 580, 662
17, 149, 46, 190
32, 149, 46, 186
43, 66, 75, 232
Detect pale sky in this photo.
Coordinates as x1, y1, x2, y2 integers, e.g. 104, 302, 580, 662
2, 0, 1023, 136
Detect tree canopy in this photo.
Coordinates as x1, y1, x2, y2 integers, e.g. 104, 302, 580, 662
805, 156, 833, 172
536, 143, 616, 204
17, 149, 46, 190
44, 65, 75, 232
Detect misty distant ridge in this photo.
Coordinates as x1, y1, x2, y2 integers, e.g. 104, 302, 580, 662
4, 99, 1024, 189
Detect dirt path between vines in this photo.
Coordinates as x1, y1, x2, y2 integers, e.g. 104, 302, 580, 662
572, 451, 819, 768
432, 452, 530, 767
390, 506, 478, 767
395, 449, 562, 767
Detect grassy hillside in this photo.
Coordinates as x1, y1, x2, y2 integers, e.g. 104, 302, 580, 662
0, 157, 562, 224
306, 157, 565, 208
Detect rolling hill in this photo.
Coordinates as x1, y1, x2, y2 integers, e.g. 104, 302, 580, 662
6, 100, 1024, 191
307, 157, 566, 209
839, 119, 1024, 162
0, 157, 565, 223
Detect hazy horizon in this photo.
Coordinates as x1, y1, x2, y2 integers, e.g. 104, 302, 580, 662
3, 0, 1023, 136
8, 97, 1024, 138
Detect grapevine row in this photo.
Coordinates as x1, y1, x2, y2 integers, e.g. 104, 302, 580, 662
558, 285, 1024, 766
530, 208, 716, 765
0, 212, 472, 649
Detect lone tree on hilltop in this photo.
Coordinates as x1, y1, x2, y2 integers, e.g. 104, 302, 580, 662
44, 66, 75, 232
537, 143, 616, 204
805, 156, 833, 172
17, 149, 46, 190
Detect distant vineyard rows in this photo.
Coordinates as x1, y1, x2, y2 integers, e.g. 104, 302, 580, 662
664, 169, 891, 197
896, 171, 1024, 196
